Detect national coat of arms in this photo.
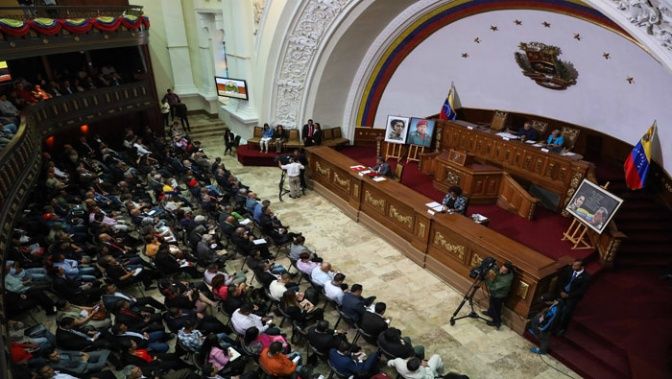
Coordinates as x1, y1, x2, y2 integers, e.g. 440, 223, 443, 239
514, 42, 578, 90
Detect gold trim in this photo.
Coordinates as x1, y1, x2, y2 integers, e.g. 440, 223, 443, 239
389, 205, 413, 227
418, 221, 426, 237
515, 281, 530, 300
333, 172, 349, 190
469, 252, 483, 268
364, 190, 385, 212
353, 183, 360, 197
315, 161, 330, 176
433, 232, 466, 262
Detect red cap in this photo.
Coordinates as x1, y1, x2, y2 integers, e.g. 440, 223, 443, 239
417, 119, 428, 127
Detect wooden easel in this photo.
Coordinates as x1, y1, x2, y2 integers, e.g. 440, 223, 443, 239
561, 218, 594, 250
561, 182, 610, 250
385, 143, 404, 161
407, 145, 424, 164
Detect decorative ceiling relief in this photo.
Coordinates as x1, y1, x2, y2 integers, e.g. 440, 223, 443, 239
515, 42, 578, 89
613, 0, 672, 50
272, 0, 353, 129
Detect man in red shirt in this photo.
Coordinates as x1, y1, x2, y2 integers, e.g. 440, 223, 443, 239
258, 341, 300, 377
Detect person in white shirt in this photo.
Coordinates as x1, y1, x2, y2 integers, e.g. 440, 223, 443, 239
388, 355, 445, 379
279, 158, 305, 199
203, 263, 246, 286
231, 304, 274, 335
311, 262, 336, 287
37, 363, 80, 379
269, 273, 291, 301
324, 273, 348, 305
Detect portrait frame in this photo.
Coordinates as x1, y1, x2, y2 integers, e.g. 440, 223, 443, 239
408, 117, 436, 148
384, 115, 410, 144
565, 179, 623, 234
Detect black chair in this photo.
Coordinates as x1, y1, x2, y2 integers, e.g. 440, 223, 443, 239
352, 324, 374, 344
327, 359, 350, 379
334, 307, 356, 330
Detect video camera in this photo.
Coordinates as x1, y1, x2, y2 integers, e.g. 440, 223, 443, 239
469, 256, 497, 280
275, 153, 293, 166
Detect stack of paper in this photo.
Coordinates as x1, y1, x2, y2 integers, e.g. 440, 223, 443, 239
425, 201, 444, 212
239, 218, 252, 225
358, 170, 372, 176
253, 238, 267, 245
372, 176, 386, 182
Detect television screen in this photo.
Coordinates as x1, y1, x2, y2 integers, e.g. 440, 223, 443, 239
215, 77, 248, 100
0, 61, 12, 83
407, 117, 436, 147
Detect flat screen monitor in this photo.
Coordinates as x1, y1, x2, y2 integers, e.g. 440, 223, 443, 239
215, 76, 249, 100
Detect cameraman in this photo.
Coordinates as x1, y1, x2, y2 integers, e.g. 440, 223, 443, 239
484, 261, 514, 329
278, 157, 305, 199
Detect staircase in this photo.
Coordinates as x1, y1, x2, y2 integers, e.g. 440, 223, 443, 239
166, 113, 228, 144
597, 169, 672, 268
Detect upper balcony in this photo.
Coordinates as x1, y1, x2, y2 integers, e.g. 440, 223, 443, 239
0, 4, 148, 60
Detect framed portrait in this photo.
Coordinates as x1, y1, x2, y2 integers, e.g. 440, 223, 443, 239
408, 117, 436, 148
565, 179, 623, 234
385, 115, 410, 144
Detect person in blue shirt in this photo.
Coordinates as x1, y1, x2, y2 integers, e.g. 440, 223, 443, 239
546, 129, 565, 148
372, 156, 390, 177
260, 123, 275, 153
529, 294, 564, 354
254, 199, 270, 223
329, 340, 380, 378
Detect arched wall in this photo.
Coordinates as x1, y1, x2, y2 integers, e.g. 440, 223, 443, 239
295, 0, 672, 172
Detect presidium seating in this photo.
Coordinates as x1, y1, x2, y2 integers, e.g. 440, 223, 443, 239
247, 126, 349, 149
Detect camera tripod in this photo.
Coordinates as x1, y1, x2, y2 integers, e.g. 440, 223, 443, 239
449, 276, 491, 326
278, 170, 291, 202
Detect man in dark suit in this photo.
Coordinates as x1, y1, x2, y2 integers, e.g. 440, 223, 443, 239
308, 320, 348, 356
358, 302, 388, 344
329, 340, 380, 378
302, 119, 317, 147
340, 284, 376, 324
556, 260, 590, 335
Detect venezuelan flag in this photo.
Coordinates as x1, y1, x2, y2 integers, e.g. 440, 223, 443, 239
438, 82, 458, 121
624, 122, 656, 190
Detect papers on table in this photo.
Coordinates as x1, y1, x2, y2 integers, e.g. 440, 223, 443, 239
425, 201, 444, 212
239, 218, 252, 226
228, 347, 242, 361
372, 176, 386, 182
253, 238, 267, 245
350, 165, 366, 171
532, 143, 544, 147
358, 170, 372, 176
525, 140, 536, 144
496, 132, 521, 140
561, 151, 577, 157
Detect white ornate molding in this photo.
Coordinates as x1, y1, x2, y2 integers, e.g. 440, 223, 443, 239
270, 0, 355, 129
611, 0, 672, 49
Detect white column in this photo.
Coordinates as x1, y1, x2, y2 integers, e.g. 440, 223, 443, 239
195, 12, 217, 98
220, 0, 259, 123
161, 0, 198, 95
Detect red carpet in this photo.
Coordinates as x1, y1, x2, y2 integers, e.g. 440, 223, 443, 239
236, 144, 282, 166
339, 146, 589, 262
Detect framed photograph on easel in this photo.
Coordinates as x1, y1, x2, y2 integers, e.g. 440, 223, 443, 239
565, 179, 623, 234
384, 115, 410, 144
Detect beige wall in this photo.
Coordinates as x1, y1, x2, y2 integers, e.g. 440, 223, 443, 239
134, 0, 172, 101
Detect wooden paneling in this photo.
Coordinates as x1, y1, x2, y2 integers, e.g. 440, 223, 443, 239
497, 173, 539, 220
353, 127, 384, 146
307, 146, 566, 334
439, 120, 592, 210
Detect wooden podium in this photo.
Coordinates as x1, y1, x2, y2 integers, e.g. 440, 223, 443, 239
431, 150, 502, 203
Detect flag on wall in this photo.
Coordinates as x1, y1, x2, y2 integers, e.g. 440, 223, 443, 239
624, 122, 656, 190
438, 82, 458, 120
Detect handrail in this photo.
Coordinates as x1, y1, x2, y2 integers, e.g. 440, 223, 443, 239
0, 5, 143, 20
0, 115, 27, 169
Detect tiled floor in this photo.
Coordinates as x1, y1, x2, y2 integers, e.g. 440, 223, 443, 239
196, 133, 580, 379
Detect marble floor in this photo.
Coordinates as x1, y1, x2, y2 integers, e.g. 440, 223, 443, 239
197, 133, 581, 379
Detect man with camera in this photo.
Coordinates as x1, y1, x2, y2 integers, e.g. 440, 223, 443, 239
484, 261, 514, 329
278, 157, 305, 199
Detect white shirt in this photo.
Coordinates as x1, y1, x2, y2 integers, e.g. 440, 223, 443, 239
324, 280, 344, 305
231, 309, 267, 335
280, 162, 304, 177
269, 280, 287, 302
310, 266, 334, 287
52, 372, 80, 379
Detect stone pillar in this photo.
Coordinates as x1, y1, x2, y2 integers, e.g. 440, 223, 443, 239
195, 12, 217, 98
161, 0, 198, 95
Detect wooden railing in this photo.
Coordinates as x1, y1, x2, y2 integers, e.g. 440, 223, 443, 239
497, 172, 539, 220
30, 80, 156, 137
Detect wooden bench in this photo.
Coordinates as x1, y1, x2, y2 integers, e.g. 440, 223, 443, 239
247, 126, 263, 146
321, 127, 349, 147
285, 129, 304, 150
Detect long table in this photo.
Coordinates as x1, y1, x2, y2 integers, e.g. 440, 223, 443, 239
307, 146, 565, 334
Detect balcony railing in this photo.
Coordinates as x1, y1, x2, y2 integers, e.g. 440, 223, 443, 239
30, 80, 156, 136
0, 5, 143, 21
